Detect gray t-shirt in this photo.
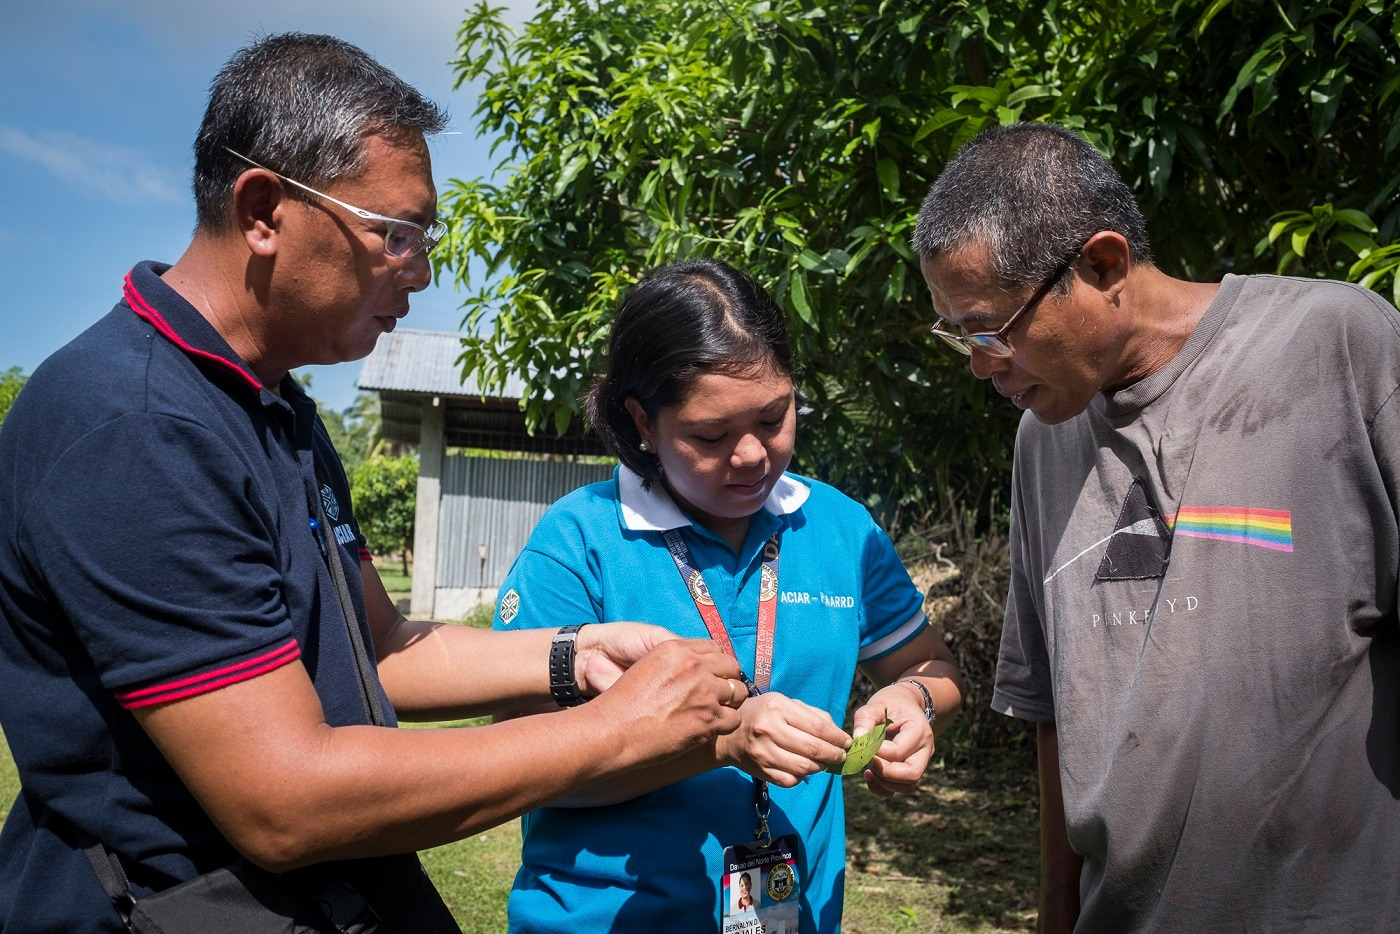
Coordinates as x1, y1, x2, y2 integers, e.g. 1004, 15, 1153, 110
994, 274, 1400, 932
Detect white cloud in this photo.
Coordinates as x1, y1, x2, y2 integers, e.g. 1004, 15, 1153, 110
19, 0, 540, 99
0, 126, 184, 206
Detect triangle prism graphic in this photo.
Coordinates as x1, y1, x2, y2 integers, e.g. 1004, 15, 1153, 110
1095, 478, 1171, 581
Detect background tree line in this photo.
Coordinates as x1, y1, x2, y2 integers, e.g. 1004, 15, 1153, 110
437, 0, 1399, 529
307, 379, 419, 575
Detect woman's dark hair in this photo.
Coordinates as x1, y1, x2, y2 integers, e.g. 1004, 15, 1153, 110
586, 259, 794, 485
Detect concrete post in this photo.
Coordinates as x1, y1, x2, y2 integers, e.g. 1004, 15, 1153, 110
410, 396, 444, 619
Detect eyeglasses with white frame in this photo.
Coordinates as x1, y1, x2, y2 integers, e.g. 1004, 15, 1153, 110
223, 147, 446, 259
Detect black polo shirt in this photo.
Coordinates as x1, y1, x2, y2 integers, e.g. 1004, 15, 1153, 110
0, 261, 390, 932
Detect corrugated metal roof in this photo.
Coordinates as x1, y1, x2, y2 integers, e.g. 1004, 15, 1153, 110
357, 329, 527, 399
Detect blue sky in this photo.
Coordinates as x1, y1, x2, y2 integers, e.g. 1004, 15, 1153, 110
1, 1, 528, 413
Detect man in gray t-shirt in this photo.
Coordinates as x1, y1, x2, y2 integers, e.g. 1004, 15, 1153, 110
912, 123, 1400, 933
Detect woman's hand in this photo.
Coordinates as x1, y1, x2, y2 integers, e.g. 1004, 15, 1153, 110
716, 691, 850, 787
854, 681, 935, 797
573, 622, 681, 697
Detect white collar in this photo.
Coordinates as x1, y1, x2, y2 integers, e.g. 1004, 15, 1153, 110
618, 465, 811, 532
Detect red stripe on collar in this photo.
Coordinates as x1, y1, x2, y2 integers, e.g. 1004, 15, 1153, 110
123, 271, 263, 393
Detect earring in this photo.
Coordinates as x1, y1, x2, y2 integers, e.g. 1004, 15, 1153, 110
639, 440, 653, 453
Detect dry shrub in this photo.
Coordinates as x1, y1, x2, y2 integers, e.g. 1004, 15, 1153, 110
854, 506, 1035, 769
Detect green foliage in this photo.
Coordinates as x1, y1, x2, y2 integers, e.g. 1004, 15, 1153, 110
319, 392, 384, 477
0, 366, 28, 427
0, 728, 17, 826
440, 0, 1400, 527
351, 454, 419, 574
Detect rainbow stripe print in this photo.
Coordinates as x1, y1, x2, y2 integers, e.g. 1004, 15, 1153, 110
1165, 506, 1294, 553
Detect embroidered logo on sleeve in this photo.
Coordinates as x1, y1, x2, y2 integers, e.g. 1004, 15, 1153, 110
499, 588, 521, 624
320, 484, 341, 522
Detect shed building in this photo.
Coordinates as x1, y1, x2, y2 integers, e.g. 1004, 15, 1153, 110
357, 329, 613, 619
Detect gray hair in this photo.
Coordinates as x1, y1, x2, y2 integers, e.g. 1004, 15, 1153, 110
192, 32, 448, 231
912, 123, 1153, 294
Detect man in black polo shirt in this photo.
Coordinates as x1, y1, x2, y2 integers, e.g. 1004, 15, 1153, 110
0, 34, 744, 933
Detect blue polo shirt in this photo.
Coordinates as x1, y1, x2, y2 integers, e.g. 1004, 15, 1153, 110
493, 466, 926, 933
0, 261, 386, 933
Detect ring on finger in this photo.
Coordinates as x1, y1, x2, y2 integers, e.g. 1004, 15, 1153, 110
724, 679, 737, 708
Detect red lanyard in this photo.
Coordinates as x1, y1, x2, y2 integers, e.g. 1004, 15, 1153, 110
661, 529, 781, 693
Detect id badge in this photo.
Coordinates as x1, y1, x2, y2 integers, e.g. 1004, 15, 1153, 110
720, 834, 800, 934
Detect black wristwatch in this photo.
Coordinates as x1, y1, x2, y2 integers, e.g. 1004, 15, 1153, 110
549, 623, 588, 707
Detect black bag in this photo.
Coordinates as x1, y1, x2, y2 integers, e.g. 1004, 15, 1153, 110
85, 844, 459, 934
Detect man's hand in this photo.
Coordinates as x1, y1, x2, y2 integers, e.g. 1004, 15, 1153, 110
587, 638, 746, 765
854, 682, 934, 797
716, 691, 850, 787
573, 622, 680, 697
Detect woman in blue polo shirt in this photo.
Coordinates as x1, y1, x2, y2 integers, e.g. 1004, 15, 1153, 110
493, 258, 964, 933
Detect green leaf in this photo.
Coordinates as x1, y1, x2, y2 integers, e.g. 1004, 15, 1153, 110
1290, 225, 1314, 258
913, 108, 964, 144
1268, 219, 1296, 245
877, 158, 900, 199
1334, 231, 1378, 256
790, 272, 814, 326
1196, 0, 1236, 36
1217, 34, 1284, 122
825, 712, 890, 775
1005, 84, 1053, 106
1331, 209, 1378, 233
552, 152, 589, 197
553, 404, 572, 436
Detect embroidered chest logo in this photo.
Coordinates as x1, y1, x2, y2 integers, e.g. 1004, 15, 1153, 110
498, 588, 521, 624
687, 569, 715, 607
320, 484, 341, 523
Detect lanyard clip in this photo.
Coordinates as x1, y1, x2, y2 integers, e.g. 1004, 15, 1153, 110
753, 780, 772, 847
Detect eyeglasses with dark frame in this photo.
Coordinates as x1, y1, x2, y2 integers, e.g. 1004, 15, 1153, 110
223, 147, 447, 259
930, 242, 1087, 358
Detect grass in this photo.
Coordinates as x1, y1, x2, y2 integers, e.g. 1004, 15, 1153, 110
0, 728, 15, 827
377, 566, 413, 596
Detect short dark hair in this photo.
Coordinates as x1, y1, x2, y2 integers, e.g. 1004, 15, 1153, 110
192, 32, 448, 231
586, 259, 795, 485
912, 123, 1153, 294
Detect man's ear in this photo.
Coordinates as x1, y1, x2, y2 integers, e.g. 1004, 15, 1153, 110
1079, 230, 1132, 299
231, 170, 284, 258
